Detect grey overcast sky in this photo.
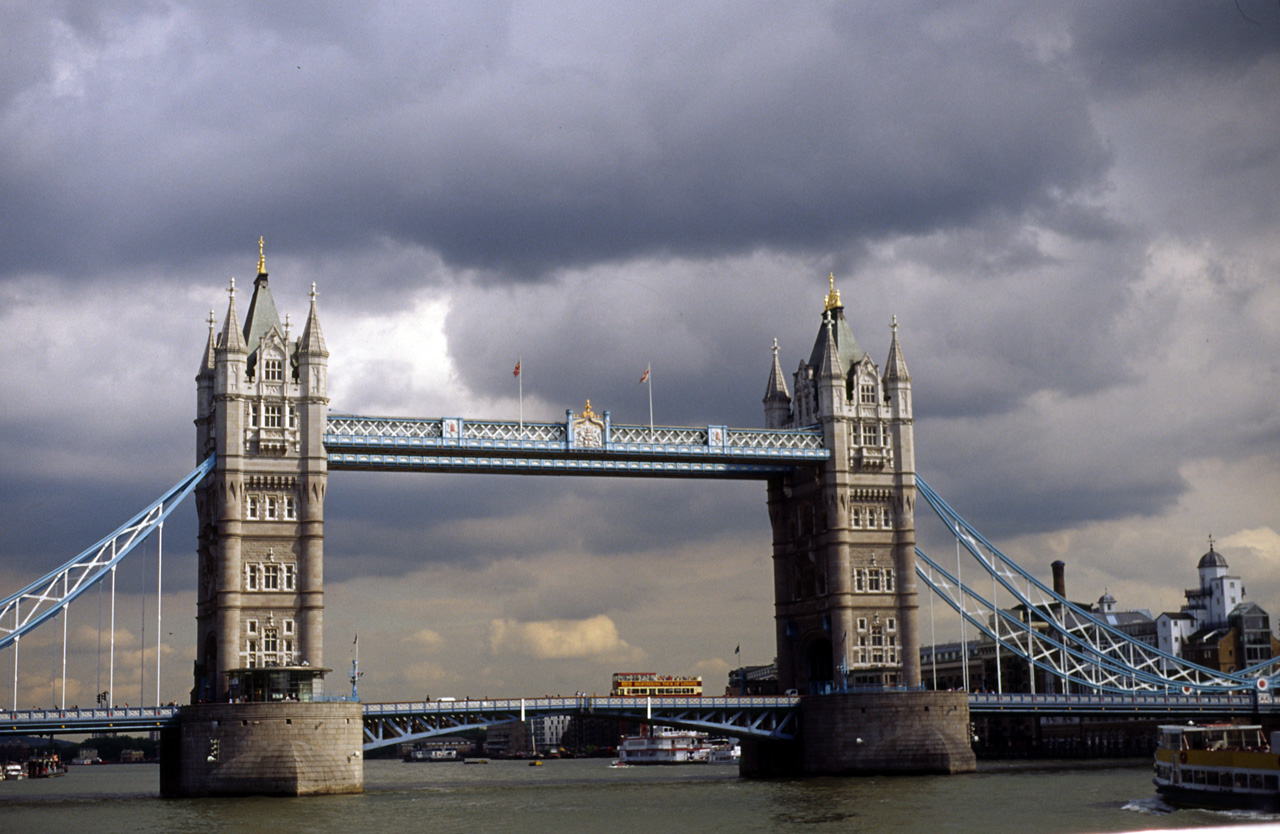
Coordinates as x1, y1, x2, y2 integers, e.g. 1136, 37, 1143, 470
2, 1, 1278, 705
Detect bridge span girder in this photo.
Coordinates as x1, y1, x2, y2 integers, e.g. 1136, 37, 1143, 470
360, 696, 802, 751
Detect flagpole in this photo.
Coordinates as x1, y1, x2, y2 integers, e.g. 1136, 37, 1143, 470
647, 363, 653, 434
516, 358, 523, 436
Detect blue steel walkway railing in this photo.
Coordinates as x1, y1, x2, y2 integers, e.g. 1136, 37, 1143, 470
0, 696, 802, 744
0, 705, 181, 734
325, 414, 828, 478
3, 690, 1273, 741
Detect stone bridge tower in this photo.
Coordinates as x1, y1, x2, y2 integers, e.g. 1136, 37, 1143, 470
193, 240, 330, 703
763, 276, 919, 694
165, 244, 358, 798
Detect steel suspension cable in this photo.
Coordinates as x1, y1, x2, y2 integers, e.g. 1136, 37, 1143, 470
915, 476, 1256, 691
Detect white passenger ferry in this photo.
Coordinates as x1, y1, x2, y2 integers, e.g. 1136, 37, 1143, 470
1153, 723, 1280, 810
619, 730, 710, 764
707, 741, 741, 765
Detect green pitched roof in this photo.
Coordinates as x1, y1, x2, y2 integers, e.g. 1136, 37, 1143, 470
807, 305, 863, 375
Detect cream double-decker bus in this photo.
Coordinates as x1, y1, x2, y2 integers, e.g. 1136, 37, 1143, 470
611, 672, 702, 697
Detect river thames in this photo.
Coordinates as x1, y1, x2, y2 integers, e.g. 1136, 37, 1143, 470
2, 758, 1277, 833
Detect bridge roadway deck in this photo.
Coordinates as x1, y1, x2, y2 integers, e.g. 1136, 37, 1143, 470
3, 692, 1273, 741
0, 696, 801, 748
324, 415, 829, 478
968, 691, 1276, 716
361, 695, 801, 750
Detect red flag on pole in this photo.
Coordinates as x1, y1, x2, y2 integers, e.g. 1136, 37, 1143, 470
513, 360, 521, 378
639, 364, 649, 384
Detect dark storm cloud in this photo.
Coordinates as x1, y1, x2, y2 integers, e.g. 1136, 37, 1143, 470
322, 468, 766, 583
1, 1, 1278, 679
0, 1, 1109, 282
1067, 0, 1280, 94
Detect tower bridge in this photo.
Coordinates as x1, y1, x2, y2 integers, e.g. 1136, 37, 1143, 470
4, 248, 1274, 796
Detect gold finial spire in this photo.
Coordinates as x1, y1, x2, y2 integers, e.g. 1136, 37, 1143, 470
823, 273, 842, 311
257, 236, 266, 275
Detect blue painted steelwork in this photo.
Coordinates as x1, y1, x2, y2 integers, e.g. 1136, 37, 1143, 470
0, 705, 180, 735
324, 414, 827, 478
360, 695, 801, 750
968, 691, 1272, 716
4, 689, 1274, 739
915, 547, 1181, 694
0, 456, 215, 651
915, 476, 1272, 694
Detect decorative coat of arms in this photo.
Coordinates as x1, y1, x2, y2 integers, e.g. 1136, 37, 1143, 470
571, 400, 605, 448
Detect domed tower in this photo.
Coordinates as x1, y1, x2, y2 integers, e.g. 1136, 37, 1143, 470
1197, 541, 1228, 585
193, 239, 330, 703
764, 276, 919, 693
1195, 538, 1241, 628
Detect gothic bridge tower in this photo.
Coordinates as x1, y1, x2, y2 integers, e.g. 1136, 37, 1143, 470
167, 242, 359, 799
193, 239, 330, 703
763, 276, 918, 694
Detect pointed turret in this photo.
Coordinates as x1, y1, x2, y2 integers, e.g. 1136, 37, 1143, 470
763, 338, 792, 428
299, 282, 328, 359
241, 238, 285, 377
884, 315, 910, 383
807, 274, 863, 375
197, 309, 217, 378
196, 309, 218, 461
219, 277, 246, 355
884, 315, 912, 422
816, 314, 845, 415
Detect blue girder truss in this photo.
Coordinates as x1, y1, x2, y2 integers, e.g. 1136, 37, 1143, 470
914, 476, 1276, 694
360, 696, 801, 750
0, 456, 215, 652
0, 705, 180, 735
325, 414, 828, 478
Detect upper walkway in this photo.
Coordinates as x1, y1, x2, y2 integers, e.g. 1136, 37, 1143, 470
324, 413, 828, 478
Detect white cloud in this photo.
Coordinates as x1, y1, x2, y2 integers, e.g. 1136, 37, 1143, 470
1220, 528, 1280, 566
402, 628, 445, 651
488, 615, 645, 662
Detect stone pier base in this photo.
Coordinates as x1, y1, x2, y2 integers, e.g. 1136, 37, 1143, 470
160, 701, 364, 797
742, 690, 976, 777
